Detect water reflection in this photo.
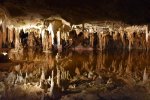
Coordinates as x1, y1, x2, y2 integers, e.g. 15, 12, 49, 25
8, 50, 150, 82
0, 49, 148, 99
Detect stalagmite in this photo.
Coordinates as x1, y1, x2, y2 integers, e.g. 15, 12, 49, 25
88, 71, 93, 79
143, 67, 148, 83
15, 74, 19, 84
40, 68, 45, 80
19, 70, 22, 76
6, 71, 16, 85
19, 74, 24, 83
25, 72, 28, 79
48, 76, 51, 82
39, 79, 42, 88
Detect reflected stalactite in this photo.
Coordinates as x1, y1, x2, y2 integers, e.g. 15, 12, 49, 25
126, 52, 132, 75
1, 49, 150, 99
112, 60, 117, 73
27, 32, 34, 47
75, 67, 80, 76
118, 61, 123, 76
143, 67, 148, 83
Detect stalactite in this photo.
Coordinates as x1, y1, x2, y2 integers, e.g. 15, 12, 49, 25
25, 72, 28, 79
40, 68, 45, 80
2, 20, 6, 44
9, 27, 14, 43
0, 28, 2, 48
48, 23, 54, 45
13, 28, 15, 45
41, 29, 45, 51
14, 28, 20, 51
57, 30, 61, 46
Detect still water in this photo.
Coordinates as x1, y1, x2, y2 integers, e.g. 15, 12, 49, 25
0, 49, 149, 100
8, 49, 150, 81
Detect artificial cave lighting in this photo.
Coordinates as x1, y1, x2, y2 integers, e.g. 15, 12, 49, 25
2, 52, 7, 56
0, 1, 150, 100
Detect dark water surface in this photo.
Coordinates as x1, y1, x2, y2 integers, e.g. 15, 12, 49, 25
0, 49, 149, 100
7, 49, 150, 81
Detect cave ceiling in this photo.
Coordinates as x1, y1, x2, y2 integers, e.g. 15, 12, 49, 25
0, 0, 150, 25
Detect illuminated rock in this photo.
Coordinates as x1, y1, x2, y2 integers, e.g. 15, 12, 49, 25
0, 82, 5, 95
75, 67, 80, 76
6, 71, 16, 85
49, 70, 54, 96
0, 30, 2, 48
40, 69, 45, 81
14, 64, 21, 72
143, 67, 148, 83
57, 67, 61, 87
